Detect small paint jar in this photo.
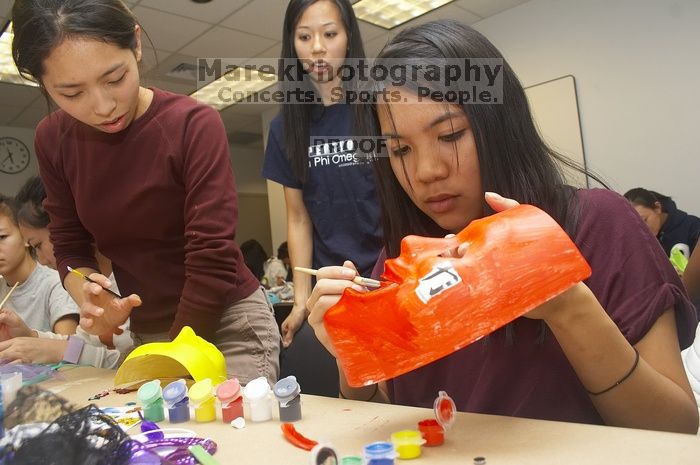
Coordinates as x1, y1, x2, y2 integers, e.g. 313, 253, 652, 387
189, 378, 216, 423
310, 443, 338, 465
340, 456, 363, 465
163, 379, 190, 423
363, 441, 397, 465
243, 376, 272, 422
418, 390, 456, 447
216, 377, 244, 423
390, 430, 425, 459
137, 380, 165, 423
417, 419, 443, 446
273, 375, 302, 422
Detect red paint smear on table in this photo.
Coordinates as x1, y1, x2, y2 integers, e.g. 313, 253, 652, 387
281, 423, 318, 451
324, 205, 592, 387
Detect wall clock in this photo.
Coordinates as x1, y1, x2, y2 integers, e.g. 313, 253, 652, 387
0, 137, 31, 174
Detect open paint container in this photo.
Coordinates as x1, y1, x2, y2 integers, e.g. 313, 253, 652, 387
417, 390, 455, 446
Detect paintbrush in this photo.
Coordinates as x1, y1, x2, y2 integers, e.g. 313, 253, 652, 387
294, 266, 382, 289
0, 281, 19, 309
67, 266, 123, 299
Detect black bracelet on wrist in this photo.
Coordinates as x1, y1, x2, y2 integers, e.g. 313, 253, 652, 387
339, 383, 379, 401
586, 347, 640, 396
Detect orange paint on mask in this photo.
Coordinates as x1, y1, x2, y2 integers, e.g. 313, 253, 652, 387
324, 204, 592, 387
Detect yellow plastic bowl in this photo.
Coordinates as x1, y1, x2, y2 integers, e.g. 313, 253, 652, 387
115, 326, 227, 386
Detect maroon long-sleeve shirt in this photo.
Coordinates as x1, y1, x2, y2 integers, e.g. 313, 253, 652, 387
35, 88, 259, 340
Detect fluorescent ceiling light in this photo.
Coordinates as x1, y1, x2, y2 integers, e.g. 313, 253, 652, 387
190, 66, 277, 110
353, 0, 456, 29
0, 22, 39, 87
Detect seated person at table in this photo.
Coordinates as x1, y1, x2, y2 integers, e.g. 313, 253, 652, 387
263, 243, 292, 289
624, 187, 700, 261
262, 242, 295, 304
240, 239, 268, 283
0, 179, 133, 367
307, 20, 699, 433
0, 307, 128, 368
681, 250, 700, 405
0, 195, 78, 335
683, 248, 700, 308
270, 242, 293, 283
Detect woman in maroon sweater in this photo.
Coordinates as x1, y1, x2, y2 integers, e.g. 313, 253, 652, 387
306, 20, 698, 433
11, 0, 280, 384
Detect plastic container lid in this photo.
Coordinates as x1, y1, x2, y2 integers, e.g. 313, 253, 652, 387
137, 380, 162, 406
188, 378, 214, 405
163, 379, 188, 406
433, 390, 456, 430
390, 430, 424, 445
340, 456, 363, 465
273, 375, 301, 405
243, 376, 271, 401
363, 441, 397, 459
310, 443, 338, 465
216, 378, 242, 404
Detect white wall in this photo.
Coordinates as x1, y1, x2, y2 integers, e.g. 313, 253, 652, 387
473, 0, 700, 213
230, 144, 267, 195
0, 126, 38, 196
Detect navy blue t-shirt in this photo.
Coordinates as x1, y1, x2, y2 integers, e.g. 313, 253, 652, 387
657, 198, 700, 257
262, 104, 382, 277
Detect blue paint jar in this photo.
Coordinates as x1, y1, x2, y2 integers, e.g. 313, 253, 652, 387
363, 441, 397, 465
163, 379, 190, 423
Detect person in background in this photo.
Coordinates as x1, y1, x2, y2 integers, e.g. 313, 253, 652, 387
13, 176, 55, 270
277, 241, 293, 282
624, 187, 700, 260
1, 176, 132, 368
0, 194, 78, 336
14, 176, 114, 275
0, 306, 125, 368
263, 242, 292, 288
683, 248, 700, 308
240, 239, 269, 283
262, 0, 383, 348
681, 249, 700, 408
11, 0, 279, 384
307, 20, 698, 433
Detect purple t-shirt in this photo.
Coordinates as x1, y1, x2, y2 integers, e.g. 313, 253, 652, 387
373, 189, 697, 425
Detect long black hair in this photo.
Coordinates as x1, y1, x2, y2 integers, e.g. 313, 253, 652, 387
12, 0, 141, 97
358, 20, 604, 257
279, 0, 366, 181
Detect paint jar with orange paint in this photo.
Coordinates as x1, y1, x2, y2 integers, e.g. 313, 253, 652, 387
418, 419, 444, 446
417, 390, 455, 446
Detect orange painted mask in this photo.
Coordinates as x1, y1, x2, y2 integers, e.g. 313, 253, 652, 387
324, 204, 592, 387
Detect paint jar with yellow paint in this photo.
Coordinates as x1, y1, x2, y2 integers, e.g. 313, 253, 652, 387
390, 430, 425, 460
189, 378, 216, 422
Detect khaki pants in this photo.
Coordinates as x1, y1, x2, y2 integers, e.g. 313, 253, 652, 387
135, 287, 281, 385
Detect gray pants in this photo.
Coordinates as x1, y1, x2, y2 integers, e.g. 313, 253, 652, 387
135, 287, 281, 385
